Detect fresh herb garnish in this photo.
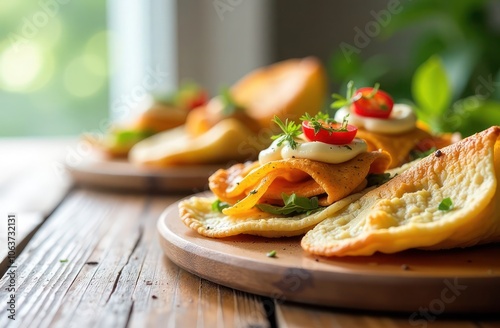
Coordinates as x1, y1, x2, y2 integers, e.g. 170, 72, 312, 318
212, 199, 230, 213
409, 147, 437, 161
300, 112, 349, 134
330, 81, 381, 110
366, 173, 392, 187
271, 116, 301, 150
438, 197, 453, 211
60, 259, 68, 263
266, 250, 277, 258
114, 130, 155, 146
220, 86, 243, 116
256, 193, 321, 216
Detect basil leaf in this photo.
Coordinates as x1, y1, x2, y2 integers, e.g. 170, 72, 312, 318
412, 56, 452, 117
212, 199, 230, 213
256, 193, 321, 216
409, 147, 437, 161
366, 173, 392, 187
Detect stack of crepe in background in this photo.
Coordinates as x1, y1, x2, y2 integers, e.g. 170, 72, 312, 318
130, 57, 327, 166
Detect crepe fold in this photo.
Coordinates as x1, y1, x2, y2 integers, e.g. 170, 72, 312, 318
302, 126, 500, 257
356, 127, 454, 168
209, 151, 390, 217
179, 193, 365, 238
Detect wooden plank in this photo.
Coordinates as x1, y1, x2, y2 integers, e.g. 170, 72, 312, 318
275, 301, 490, 328
0, 190, 270, 327
0, 138, 73, 271
126, 197, 270, 328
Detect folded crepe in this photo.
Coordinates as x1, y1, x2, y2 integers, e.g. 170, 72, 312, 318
179, 151, 390, 237
302, 126, 500, 256
356, 127, 454, 169
129, 118, 263, 166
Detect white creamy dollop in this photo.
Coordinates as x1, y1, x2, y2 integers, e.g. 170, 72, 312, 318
258, 137, 367, 165
334, 104, 417, 134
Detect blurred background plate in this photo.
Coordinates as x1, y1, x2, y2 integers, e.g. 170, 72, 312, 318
66, 157, 221, 193
158, 195, 500, 313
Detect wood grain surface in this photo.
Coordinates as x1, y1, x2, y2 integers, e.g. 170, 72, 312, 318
0, 190, 269, 328
67, 154, 220, 193
0, 138, 72, 271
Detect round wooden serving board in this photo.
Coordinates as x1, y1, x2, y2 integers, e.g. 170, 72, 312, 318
158, 197, 500, 313
66, 157, 221, 193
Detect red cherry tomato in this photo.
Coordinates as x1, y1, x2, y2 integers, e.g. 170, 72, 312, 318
352, 87, 394, 119
302, 120, 358, 145
185, 90, 208, 110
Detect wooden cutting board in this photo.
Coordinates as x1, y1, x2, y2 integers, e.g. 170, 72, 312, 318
158, 197, 500, 314
66, 156, 221, 193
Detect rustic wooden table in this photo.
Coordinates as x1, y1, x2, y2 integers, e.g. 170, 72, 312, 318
0, 138, 498, 328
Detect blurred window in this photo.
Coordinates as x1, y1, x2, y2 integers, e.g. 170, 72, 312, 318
0, 0, 108, 136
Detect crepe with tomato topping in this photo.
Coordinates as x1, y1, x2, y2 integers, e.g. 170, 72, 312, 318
179, 151, 390, 237
302, 126, 500, 256
355, 127, 455, 169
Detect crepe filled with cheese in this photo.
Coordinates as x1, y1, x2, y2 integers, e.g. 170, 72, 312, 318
302, 126, 500, 256
179, 150, 390, 237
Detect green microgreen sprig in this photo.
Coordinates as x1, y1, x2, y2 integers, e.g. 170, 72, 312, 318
330, 81, 381, 110
300, 112, 350, 134
271, 116, 301, 150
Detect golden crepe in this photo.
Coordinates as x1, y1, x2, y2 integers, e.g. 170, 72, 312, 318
129, 119, 261, 166
179, 150, 390, 237
131, 57, 327, 166
86, 85, 207, 158
302, 126, 500, 256
180, 193, 365, 238
356, 127, 455, 169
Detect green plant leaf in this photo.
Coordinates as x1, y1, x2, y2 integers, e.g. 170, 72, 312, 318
458, 100, 500, 136
211, 199, 230, 213
412, 56, 452, 117
256, 193, 321, 216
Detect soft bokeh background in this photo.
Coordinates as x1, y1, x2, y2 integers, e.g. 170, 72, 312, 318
0, 0, 108, 136
1, 0, 499, 137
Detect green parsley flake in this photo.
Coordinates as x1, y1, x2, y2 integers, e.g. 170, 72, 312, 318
211, 199, 230, 213
438, 197, 453, 211
60, 259, 69, 263
266, 250, 277, 258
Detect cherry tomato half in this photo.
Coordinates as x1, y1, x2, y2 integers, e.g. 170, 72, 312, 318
185, 90, 208, 110
352, 87, 394, 119
302, 120, 358, 145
